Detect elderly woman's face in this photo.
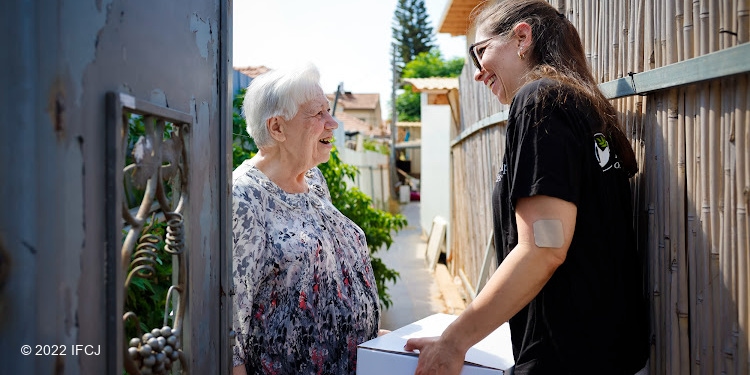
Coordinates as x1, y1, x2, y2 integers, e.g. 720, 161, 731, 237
281, 90, 338, 168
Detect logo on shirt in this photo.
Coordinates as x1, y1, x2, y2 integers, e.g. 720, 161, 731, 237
496, 163, 507, 183
594, 133, 621, 172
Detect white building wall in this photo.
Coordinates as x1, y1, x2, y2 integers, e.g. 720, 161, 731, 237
334, 118, 346, 151
340, 144, 391, 211
419, 93, 452, 253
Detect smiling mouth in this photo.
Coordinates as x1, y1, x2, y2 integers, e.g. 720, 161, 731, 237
319, 137, 333, 144
487, 76, 497, 88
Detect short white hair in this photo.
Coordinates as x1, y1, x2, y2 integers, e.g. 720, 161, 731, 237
242, 63, 323, 148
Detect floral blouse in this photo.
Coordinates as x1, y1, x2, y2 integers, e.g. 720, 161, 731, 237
231, 161, 380, 374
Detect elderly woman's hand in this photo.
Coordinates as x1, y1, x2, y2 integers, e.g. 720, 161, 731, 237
404, 336, 465, 375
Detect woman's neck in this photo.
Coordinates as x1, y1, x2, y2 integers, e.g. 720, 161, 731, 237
250, 151, 309, 194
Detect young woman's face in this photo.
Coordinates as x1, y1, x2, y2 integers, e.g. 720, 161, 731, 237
472, 26, 529, 104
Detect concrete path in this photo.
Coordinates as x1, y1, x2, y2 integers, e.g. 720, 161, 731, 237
378, 202, 466, 331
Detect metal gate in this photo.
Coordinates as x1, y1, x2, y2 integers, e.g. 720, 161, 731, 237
0, 0, 232, 373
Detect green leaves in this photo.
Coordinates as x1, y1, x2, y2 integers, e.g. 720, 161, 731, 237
362, 138, 391, 155
391, 0, 435, 69
396, 87, 421, 122
402, 49, 464, 79
396, 49, 465, 122
232, 88, 258, 169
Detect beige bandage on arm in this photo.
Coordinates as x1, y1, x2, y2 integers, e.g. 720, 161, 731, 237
532, 219, 564, 248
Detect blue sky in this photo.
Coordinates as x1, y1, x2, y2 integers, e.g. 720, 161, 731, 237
233, 0, 467, 118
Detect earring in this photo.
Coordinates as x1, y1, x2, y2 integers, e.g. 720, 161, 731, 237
518, 50, 525, 60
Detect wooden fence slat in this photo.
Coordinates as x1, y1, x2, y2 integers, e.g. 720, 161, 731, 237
738, 73, 750, 375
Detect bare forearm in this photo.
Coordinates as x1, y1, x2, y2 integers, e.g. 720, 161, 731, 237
406, 196, 576, 374
441, 242, 562, 351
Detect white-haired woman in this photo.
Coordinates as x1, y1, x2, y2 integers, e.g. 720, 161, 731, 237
231, 63, 380, 374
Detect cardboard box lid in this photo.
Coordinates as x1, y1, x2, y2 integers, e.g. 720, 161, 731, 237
358, 313, 515, 370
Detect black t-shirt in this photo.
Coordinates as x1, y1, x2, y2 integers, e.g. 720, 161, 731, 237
492, 79, 649, 374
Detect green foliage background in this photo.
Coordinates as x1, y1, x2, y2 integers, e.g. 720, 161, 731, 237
362, 137, 391, 155
396, 49, 465, 122
232, 89, 258, 164
232, 89, 406, 308
391, 0, 434, 70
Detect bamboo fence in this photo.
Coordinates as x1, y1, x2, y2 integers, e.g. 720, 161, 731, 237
449, 0, 749, 373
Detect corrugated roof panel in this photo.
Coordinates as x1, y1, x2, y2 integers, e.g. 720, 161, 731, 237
403, 77, 459, 92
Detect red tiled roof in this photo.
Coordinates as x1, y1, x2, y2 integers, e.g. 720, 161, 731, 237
334, 111, 389, 137
326, 92, 380, 110
234, 65, 271, 78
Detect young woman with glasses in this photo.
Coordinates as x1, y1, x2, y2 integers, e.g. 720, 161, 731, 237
405, 1, 649, 374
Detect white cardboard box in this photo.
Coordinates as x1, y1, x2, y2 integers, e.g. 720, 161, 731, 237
357, 313, 515, 374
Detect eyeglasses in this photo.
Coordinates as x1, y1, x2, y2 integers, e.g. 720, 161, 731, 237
468, 35, 500, 70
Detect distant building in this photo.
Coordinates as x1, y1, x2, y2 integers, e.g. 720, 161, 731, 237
327, 92, 392, 211
327, 92, 385, 136
232, 65, 271, 96
401, 77, 458, 241
235, 65, 271, 79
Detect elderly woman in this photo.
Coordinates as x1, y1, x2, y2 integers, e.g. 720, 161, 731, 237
231, 63, 380, 374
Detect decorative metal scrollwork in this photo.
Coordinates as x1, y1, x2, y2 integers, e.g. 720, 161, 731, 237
125, 215, 161, 286
163, 213, 185, 256
108, 92, 192, 375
